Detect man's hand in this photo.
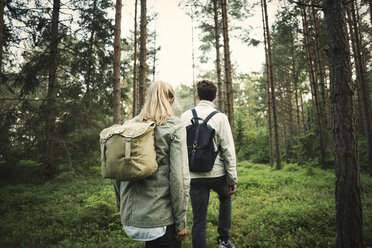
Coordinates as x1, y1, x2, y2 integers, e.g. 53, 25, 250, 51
175, 228, 188, 241
228, 184, 237, 195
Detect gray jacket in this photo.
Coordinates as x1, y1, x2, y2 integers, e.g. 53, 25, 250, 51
113, 116, 190, 232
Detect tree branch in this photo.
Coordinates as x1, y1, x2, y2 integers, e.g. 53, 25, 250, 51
290, 0, 323, 9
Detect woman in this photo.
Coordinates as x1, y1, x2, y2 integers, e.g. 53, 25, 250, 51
113, 81, 190, 247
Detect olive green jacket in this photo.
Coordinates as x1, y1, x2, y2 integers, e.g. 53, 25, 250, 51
113, 116, 190, 232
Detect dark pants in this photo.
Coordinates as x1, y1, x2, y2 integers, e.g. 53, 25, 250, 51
145, 224, 181, 248
190, 176, 231, 248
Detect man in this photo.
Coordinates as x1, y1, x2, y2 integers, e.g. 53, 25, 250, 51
181, 80, 237, 248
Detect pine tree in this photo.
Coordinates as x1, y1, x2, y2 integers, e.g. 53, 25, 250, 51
138, 0, 147, 109
45, 0, 60, 179
113, 0, 122, 124
323, 0, 363, 246
221, 0, 234, 130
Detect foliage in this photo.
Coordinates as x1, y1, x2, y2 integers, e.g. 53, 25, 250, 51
1, 162, 371, 247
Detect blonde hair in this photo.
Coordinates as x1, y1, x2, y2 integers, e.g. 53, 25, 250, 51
138, 81, 175, 125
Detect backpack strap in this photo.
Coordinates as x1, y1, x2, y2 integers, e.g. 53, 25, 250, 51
191, 108, 203, 125
191, 108, 201, 145
203, 110, 219, 125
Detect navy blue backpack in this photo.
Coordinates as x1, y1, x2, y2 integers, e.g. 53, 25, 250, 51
186, 108, 219, 172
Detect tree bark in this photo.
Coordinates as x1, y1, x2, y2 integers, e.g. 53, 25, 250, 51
213, 0, 224, 112
323, 0, 363, 247
300, 3, 326, 169
261, 1, 273, 167
221, 0, 234, 131
113, 0, 122, 124
133, 0, 139, 116
0, 0, 5, 83
262, 0, 281, 170
46, 0, 61, 179
138, 0, 147, 109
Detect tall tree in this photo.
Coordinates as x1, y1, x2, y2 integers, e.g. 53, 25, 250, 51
221, 0, 234, 130
261, 0, 273, 167
310, 3, 327, 107
347, 1, 372, 175
290, 32, 301, 135
45, 0, 61, 178
133, 0, 139, 116
300, 2, 326, 169
323, 0, 363, 247
0, 0, 4, 82
213, 0, 224, 112
113, 0, 122, 124
190, 3, 196, 107
138, 0, 147, 109
262, 0, 281, 170
85, 0, 97, 98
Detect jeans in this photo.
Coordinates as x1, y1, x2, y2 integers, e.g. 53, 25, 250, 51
190, 176, 231, 248
145, 224, 181, 248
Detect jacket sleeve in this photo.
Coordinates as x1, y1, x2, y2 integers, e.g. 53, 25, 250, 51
169, 122, 190, 232
219, 114, 238, 186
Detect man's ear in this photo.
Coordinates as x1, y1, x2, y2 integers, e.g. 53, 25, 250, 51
214, 95, 217, 100
198, 95, 200, 100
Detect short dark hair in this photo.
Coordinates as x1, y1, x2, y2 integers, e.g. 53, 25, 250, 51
197, 80, 217, 102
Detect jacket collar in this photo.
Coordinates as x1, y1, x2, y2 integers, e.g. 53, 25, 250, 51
196, 100, 215, 108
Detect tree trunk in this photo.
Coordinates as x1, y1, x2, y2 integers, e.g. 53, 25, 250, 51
300, 3, 326, 169
348, 1, 372, 175
191, 3, 197, 107
133, 0, 139, 116
261, 0, 273, 167
46, 0, 60, 179
290, 35, 301, 135
138, 0, 147, 109
300, 92, 306, 134
0, 0, 5, 83
323, 0, 363, 247
85, 0, 97, 98
311, 2, 329, 136
152, 28, 157, 83
369, 0, 372, 25
286, 69, 294, 146
213, 0, 224, 112
280, 95, 288, 156
262, 0, 281, 170
311, 3, 327, 108
113, 0, 122, 124
221, 0, 234, 130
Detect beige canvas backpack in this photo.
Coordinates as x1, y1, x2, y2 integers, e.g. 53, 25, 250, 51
100, 121, 158, 181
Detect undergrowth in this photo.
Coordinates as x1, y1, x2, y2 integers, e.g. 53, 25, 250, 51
0, 162, 371, 247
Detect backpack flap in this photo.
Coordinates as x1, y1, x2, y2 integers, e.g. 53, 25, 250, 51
196, 125, 215, 149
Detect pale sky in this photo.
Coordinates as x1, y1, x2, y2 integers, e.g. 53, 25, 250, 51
120, 0, 278, 88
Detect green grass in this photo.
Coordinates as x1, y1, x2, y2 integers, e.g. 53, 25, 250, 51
0, 162, 371, 248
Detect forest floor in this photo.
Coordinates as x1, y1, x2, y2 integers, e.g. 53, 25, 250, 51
0, 161, 371, 248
